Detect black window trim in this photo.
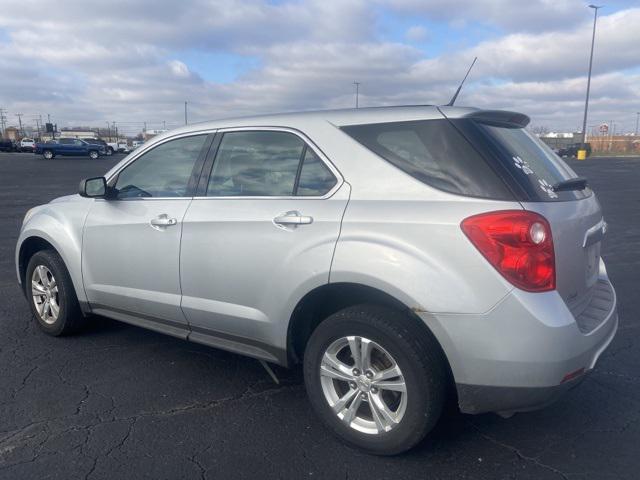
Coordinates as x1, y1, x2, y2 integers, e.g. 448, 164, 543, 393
105, 131, 216, 201
195, 126, 343, 200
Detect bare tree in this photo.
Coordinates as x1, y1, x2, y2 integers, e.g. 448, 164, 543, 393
531, 125, 551, 136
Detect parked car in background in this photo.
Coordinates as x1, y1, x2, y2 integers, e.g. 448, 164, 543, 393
84, 138, 130, 155
34, 138, 105, 159
558, 143, 592, 158
16, 106, 617, 455
18, 138, 35, 152
131, 140, 144, 150
0, 138, 17, 152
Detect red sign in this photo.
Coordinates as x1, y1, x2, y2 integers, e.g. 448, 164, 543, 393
599, 124, 609, 134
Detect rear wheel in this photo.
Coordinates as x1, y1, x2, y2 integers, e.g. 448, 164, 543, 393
304, 305, 447, 455
26, 250, 84, 335
88, 150, 99, 159
42, 150, 54, 159
106, 147, 114, 156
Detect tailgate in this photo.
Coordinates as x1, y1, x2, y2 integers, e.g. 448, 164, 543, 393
522, 195, 606, 314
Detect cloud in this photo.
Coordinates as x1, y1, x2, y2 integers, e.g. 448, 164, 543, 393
0, 1, 637, 133
384, 0, 591, 32
405, 25, 429, 43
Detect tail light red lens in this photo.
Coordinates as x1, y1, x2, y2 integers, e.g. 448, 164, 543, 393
461, 210, 555, 292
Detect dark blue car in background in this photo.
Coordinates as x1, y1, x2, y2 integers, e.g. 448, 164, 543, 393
34, 138, 106, 159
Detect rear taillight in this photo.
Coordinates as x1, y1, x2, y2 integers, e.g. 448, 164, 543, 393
461, 210, 555, 292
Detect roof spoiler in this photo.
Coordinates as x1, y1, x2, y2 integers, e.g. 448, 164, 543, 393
462, 110, 530, 128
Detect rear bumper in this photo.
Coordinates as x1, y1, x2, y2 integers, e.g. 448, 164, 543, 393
419, 270, 618, 415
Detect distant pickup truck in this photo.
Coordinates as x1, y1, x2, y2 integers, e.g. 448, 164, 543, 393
35, 138, 106, 159
0, 139, 17, 152
557, 143, 592, 158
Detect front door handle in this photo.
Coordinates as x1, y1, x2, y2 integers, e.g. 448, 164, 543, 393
273, 211, 314, 227
150, 214, 178, 230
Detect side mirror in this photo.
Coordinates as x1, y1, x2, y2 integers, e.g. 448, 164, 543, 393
79, 177, 108, 198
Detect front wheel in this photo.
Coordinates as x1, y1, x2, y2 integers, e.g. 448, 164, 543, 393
25, 250, 84, 335
304, 305, 447, 455
42, 150, 54, 159
88, 150, 99, 159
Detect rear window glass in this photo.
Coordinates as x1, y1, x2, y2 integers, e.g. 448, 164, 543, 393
476, 124, 590, 201
341, 120, 513, 200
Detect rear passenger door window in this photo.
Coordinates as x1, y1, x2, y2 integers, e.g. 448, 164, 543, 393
206, 130, 337, 197
296, 148, 337, 196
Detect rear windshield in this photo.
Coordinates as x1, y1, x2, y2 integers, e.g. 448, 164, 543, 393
473, 123, 590, 201
341, 118, 590, 202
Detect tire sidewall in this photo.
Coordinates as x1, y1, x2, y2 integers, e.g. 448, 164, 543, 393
89, 150, 98, 159
304, 311, 444, 455
25, 251, 72, 336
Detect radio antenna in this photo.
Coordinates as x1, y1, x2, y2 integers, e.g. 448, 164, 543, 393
446, 57, 477, 106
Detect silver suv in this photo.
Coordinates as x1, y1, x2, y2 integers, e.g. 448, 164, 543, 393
16, 106, 617, 454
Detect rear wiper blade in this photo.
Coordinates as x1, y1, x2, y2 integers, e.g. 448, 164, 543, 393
552, 177, 588, 192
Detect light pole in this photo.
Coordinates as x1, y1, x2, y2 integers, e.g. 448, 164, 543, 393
184, 101, 188, 125
353, 82, 360, 109
635, 112, 639, 136
580, 5, 603, 147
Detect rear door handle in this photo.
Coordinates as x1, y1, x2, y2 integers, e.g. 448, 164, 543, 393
150, 214, 178, 229
273, 211, 314, 227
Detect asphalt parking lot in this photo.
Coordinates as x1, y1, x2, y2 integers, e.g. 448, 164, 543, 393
0, 151, 639, 479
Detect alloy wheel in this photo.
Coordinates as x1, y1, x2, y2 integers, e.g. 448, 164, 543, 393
31, 265, 60, 324
319, 335, 407, 435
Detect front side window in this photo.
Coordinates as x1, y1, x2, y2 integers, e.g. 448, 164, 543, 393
115, 135, 207, 198
207, 131, 305, 197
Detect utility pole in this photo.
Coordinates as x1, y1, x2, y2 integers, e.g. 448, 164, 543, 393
106, 122, 111, 141
580, 5, 603, 147
184, 101, 188, 125
15, 113, 24, 137
353, 82, 360, 109
0, 108, 7, 136
162, 120, 166, 129
635, 112, 639, 136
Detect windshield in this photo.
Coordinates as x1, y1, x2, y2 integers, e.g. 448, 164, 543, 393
474, 123, 590, 201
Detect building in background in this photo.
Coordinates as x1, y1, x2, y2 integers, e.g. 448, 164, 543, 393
3, 126, 20, 141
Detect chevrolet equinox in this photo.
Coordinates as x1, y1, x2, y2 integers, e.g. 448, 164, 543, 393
16, 106, 618, 454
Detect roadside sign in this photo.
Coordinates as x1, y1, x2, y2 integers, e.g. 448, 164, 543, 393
599, 123, 609, 134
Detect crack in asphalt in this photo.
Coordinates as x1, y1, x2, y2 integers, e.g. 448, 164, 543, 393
468, 422, 570, 480
0, 379, 302, 474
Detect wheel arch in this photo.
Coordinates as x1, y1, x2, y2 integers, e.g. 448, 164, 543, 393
286, 282, 455, 387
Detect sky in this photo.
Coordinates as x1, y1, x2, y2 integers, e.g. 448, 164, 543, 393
0, 0, 638, 135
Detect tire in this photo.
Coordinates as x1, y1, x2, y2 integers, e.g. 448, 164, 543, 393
304, 305, 447, 455
106, 147, 114, 156
88, 150, 99, 159
42, 150, 54, 159
25, 249, 84, 336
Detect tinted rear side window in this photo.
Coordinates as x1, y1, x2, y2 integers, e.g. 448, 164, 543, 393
341, 120, 513, 200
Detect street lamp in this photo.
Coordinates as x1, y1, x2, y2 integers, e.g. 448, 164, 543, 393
353, 82, 360, 109
580, 5, 603, 148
